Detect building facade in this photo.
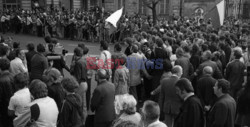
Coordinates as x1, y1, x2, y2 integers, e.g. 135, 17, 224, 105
0, 0, 248, 19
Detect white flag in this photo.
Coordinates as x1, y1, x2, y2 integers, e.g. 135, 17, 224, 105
216, 0, 225, 26
105, 7, 123, 28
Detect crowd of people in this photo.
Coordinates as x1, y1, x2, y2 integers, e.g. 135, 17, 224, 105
0, 8, 150, 43
0, 7, 250, 127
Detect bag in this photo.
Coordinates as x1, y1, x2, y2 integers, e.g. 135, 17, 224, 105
25, 104, 40, 127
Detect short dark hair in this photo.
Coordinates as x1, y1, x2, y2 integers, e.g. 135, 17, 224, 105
217, 79, 230, 93
114, 43, 122, 52
13, 42, 20, 49
29, 79, 48, 99
78, 43, 85, 49
14, 73, 29, 90
44, 36, 51, 43
37, 43, 45, 53
175, 78, 194, 93
0, 58, 10, 71
142, 100, 160, 121
100, 40, 109, 50
27, 43, 35, 51
0, 45, 9, 57
131, 44, 138, 53
163, 59, 172, 72
61, 76, 79, 93
15, 48, 21, 57
83, 47, 89, 55
74, 47, 83, 57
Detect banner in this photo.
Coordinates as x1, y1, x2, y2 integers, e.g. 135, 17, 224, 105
205, 0, 225, 28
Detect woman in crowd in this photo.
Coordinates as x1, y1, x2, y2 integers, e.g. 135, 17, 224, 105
113, 94, 141, 127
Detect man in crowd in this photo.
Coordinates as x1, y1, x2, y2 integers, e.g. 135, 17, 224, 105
160, 65, 183, 127
207, 79, 236, 127
174, 78, 205, 127
141, 100, 167, 127
196, 50, 223, 79
10, 49, 28, 75
0, 58, 14, 127
91, 69, 115, 127
225, 48, 246, 99
30, 43, 48, 81
196, 66, 217, 108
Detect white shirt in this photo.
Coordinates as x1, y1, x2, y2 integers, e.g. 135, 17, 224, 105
1, 15, 6, 22
147, 120, 167, 127
184, 92, 195, 101
99, 50, 112, 69
10, 57, 28, 75
8, 88, 31, 120
29, 97, 59, 127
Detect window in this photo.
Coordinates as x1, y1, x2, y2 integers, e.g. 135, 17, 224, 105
160, 0, 165, 14
159, 0, 169, 14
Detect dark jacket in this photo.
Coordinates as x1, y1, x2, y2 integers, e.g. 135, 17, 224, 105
25, 50, 37, 72
196, 74, 217, 106
207, 94, 236, 127
74, 57, 87, 83
160, 76, 182, 115
47, 83, 66, 110
91, 80, 115, 125
30, 53, 49, 80
58, 93, 84, 127
0, 71, 14, 127
175, 56, 194, 79
225, 59, 245, 89
196, 60, 223, 79
174, 95, 205, 127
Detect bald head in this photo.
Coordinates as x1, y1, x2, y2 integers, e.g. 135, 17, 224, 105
172, 65, 183, 78
203, 66, 213, 75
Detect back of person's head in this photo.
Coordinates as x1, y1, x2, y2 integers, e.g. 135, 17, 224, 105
83, 47, 89, 55
37, 43, 46, 53
51, 38, 58, 44
201, 44, 208, 51
13, 42, 20, 49
172, 65, 183, 76
191, 44, 200, 54
217, 79, 230, 93
14, 73, 29, 90
142, 100, 160, 121
74, 47, 83, 57
131, 44, 139, 53
96, 69, 108, 80
44, 36, 52, 43
233, 47, 243, 59
176, 47, 184, 57
175, 78, 194, 93
202, 50, 212, 60
125, 37, 133, 46
0, 45, 9, 57
27, 43, 35, 51
163, 59, 172, 72
43, 68, 62, 84
78, 43, 85, 49
29, 79, 48, 99
0, 58, 10, 71
203, 66, 213, 75
114, 43, 122, 52
61, 76, 79, 93
155, 38, 163, 47
123, 94, 137, 115
100, 40, 109, 50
